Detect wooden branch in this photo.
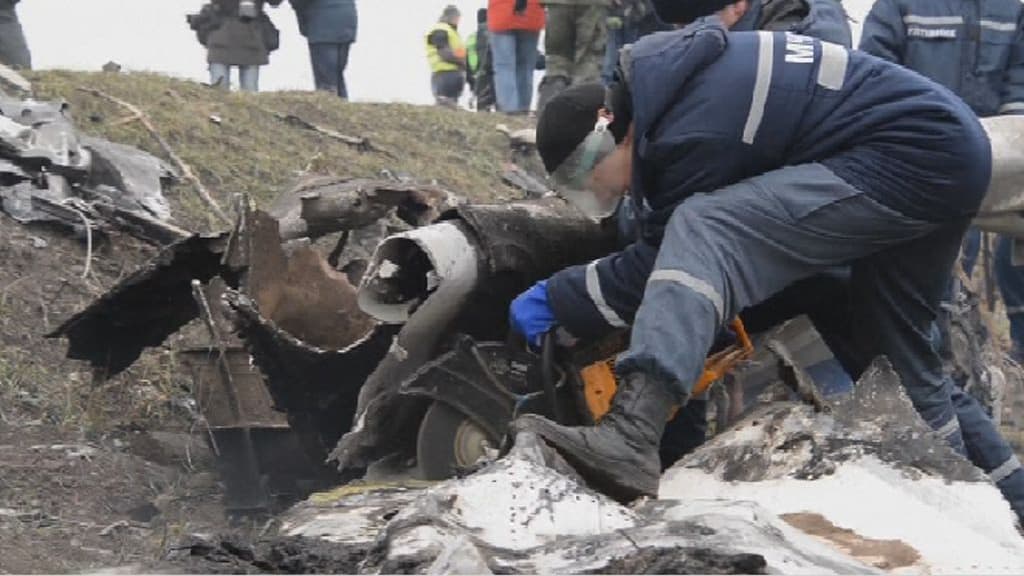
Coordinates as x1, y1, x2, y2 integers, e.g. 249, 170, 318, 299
263, 107, 395, 159
76, 87, 232, 226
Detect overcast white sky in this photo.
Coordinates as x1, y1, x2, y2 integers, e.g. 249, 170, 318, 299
18, 0, 873, 105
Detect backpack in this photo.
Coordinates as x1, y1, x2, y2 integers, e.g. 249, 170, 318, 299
259, 12, 281, 52
187, 3, 222, 47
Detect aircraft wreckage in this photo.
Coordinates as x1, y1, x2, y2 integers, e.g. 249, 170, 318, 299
49, 116, 1024, 573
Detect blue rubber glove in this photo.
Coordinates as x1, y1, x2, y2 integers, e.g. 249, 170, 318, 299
510, 280, 557, 348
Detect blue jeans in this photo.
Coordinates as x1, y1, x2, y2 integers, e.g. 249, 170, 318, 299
431, 70, 465, 104
209, 63, 259, 92
490, 30, 540, 113
602, 22, 640, 85
996, 235, 1024, 361
309, 42, 351, 99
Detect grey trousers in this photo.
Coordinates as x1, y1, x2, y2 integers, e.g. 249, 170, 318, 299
618, 163, 965, 447
616, 162, 1024, 522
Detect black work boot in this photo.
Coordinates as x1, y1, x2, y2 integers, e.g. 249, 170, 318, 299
512, 372, 675, 502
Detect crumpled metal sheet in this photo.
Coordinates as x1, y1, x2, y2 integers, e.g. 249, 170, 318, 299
0, 178, 71, 224
47, 233, 231, 376
271, 176, 462, 242
0, 98, 179, 234
281, 359, 1024, 575
81, 135, 176, 220
214, 206, 397, 465
0, 98, 91, 177
441, 199, 617, 285
223, 291, 396, 471
327, 200, 619, 476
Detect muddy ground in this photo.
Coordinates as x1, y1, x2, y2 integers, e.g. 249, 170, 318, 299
0, 70, 532, 573
0, 213, 242, 573
3, 69, 1024, 574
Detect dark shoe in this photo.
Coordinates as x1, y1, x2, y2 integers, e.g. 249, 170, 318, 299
512, 372, 675, 502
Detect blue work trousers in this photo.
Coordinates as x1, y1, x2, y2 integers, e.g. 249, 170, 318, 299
617, 162, 1024, 522
601, 21, 640, 85
309, 42, 351, 99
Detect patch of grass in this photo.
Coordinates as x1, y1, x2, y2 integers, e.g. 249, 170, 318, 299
29, 70, 533, 232
0, 70, 537, 437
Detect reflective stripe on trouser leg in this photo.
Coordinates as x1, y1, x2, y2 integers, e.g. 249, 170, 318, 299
991, 455, 1022, 484
938, 410, 966, 456
617, 163, 957, 424
648, 269, 724, 325
953, 387, 1024, 520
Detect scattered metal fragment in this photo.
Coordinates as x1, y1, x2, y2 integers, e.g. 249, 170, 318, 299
270, 175, 461, 242
48, 233, 231, 377
329, 200, 617, 476
767, 338, 830, 413
0, 62, 31, 93
0, 98, 91, 177
82, 135, 177, 220
0, 96, 183, 246
501, 162, 549, 198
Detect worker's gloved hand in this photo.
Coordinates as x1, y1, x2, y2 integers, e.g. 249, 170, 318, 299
510, 280, 557, 348
514, 0, 528, 14
607, 15, 624, 30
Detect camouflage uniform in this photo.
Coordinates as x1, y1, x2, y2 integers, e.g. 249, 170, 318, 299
0, 0, 30, 70
537, 0, 609, 112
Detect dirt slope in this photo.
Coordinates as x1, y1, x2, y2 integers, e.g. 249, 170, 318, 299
0, 69, 530, 574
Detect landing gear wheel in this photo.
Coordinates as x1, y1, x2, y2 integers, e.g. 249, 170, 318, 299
417, 401, 499, 480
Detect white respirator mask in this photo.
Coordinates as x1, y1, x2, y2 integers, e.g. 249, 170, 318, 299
549, 116, 620, 221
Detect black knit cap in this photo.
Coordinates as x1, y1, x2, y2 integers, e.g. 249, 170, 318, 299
537, 82, 637, 174
652, 0, 737, 23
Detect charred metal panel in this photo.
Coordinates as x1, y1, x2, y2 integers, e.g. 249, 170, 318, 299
47, 233, 230, 376
224, 291, 396, 466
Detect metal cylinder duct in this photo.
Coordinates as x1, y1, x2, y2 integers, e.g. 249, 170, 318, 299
976, 116, 1024, 236
358, 220, 481, 324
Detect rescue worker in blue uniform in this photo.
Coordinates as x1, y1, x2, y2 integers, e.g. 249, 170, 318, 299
860, 0, 1024, 517
625, 0, 854, 469
653, 0, 850, 45
508, 21, 1024, 525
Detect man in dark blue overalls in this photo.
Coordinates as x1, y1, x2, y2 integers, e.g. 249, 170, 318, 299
621, 0, 855, 470
506, 20, 1024, 524
859, 0, 1024, 516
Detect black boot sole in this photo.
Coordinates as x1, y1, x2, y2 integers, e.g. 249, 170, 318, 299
515, 415, 659, 504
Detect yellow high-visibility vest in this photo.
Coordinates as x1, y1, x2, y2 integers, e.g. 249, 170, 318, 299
426, 22, 465, 74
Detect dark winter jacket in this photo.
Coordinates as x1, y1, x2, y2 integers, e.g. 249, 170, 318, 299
731, 0, 851, 47
291, 0, 358, 44
205, 0, 282, 66
546, 22, 990, 340
859, 0, 1024, 117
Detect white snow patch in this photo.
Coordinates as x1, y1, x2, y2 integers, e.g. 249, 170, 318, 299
661, 456, 1024, 574
400, 455, 636, 551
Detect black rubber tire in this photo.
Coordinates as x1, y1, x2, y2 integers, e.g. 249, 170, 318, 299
417, 401, 496, 481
